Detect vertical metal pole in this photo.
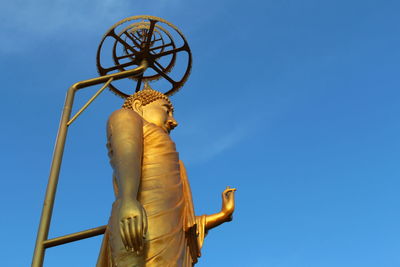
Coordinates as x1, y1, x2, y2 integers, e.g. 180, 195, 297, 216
31, 63, 148, 267
32, 86, 76, 267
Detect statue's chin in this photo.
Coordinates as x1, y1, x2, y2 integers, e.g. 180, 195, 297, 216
160, 125, 171, 134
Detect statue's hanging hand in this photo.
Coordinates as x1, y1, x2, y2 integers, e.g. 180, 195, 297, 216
118, 198, 148, 254
221, 186, 236, 221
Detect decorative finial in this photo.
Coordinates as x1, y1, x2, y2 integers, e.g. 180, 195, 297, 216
143, 82, 152, 91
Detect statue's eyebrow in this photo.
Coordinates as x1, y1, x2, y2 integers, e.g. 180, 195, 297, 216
162, 104, 173, 111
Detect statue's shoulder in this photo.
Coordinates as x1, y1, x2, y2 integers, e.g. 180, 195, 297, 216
108, 108, 143, 126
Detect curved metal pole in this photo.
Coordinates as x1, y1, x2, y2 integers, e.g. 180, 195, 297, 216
67, 77, 114, 126
32, 61, 148, 267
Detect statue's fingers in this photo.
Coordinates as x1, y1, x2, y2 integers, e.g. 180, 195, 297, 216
138, 210, 145, 250
225, 188, 237, 197
140, 218, 145, 251
134, 215, 142, 254
223, 190, 231, 199
228, 188, 236, 196
132, 217, 141, 253
119, 221, 128, 250
128, 217, 138, 252
123, 219, 134, 250
136, 216, 144, 253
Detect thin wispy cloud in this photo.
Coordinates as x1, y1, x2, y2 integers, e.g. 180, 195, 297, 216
197, 123, 248, 162
176, 82, 302, 166
0, 0, 183, 54
177, 113, 256, 165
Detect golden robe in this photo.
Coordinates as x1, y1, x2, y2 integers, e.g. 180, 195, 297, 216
97, 116, 206, 267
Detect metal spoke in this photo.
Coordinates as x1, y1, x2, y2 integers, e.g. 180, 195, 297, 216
123, 32, 141, 50
109, 32, 140, 57
144, 20, 156, 50
132, 32, 143, 43
139, 29, 146, 42
117, 53, 136, 60
154, 45, 187, 59
151, 63, 176, 85
103, 60, 137, 72
150, 43, 173, 52
153, 60, 166, 72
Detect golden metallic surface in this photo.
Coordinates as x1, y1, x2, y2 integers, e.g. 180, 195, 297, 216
43, 225, 107, 248
97, 90, 236, 266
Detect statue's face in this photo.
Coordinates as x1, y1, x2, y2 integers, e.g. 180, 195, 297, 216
140, 99, 178, 133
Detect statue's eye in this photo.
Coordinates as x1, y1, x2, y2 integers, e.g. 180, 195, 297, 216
162, 105, 171, 114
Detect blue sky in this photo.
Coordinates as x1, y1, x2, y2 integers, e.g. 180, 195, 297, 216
1, 0, 400, 266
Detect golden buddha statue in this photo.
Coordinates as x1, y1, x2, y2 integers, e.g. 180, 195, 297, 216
97, 85, 236, 267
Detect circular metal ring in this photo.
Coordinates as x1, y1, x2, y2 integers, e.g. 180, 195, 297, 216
97, 15, 192, 98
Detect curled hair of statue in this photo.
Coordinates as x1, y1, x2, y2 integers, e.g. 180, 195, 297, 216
122, 82, 174, 111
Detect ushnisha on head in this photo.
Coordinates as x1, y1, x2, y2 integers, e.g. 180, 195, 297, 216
122, 83, 178, 133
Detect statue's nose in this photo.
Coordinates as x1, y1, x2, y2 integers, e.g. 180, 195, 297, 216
168, 119, 178, 130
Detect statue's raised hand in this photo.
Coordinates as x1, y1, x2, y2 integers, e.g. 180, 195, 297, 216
221, 186, 236, 221
118, 198, 148, 253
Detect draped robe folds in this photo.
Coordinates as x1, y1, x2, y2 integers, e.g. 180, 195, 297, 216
97, 112, 206, 267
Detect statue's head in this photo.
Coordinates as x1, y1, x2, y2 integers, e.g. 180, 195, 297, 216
122, 84, 178, 133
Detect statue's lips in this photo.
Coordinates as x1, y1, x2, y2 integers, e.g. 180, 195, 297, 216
165, 123, 177, 134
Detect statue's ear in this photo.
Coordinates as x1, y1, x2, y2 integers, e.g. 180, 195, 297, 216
132, 99, 143, 115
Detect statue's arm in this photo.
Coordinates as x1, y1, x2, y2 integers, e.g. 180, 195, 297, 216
108, 109, 143, 199
107, 109, 147, 253
203, 187, 236, 231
